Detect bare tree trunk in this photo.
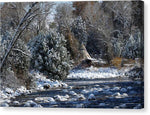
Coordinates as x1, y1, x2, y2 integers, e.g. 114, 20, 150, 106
80, 43, 91, 60
0, 2, 38, 71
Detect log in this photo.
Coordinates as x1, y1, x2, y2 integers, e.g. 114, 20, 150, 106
73, 58, 107, 70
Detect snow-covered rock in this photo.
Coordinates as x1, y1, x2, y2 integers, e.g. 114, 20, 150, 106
64, 94, 70, 99
48, 97, 57, 104
81, 89, 89, 94
3, 99, 11, 104
76, 94, 86, 100
92, 87, 100, 93
76, 103, 84, 108
112, 87, 120, 91
88, 94, 96, 100
24, 100, 36, 107
113, 92, 128, 98
112, 92, 121, 97
81, 87, 102, 95
136, 81, 142, 85
15, 86, 31, 95
122, 93, 128, 98
120, 88, 127, 93
33, 104, 43, 107
0, 102, 9, 107
0, 91, 8, 99
99, 103, 106, 107
69, 91, 77, 96
114, 106, 119, 109
0, 85, 32, 107
133, 104, 142, 109
62, 89, 68, 93
35, 97, 56, 104
69, 98, 77, 102
5, 88, 14, 94
68, 86, 73, 89
13, 101, 20, 105
24, 102, 30, 107
92, 89, 99, 94
103, 89, 113, 95
24, 100, 42, 107
94, 84, 100, 87
54, 95, 69, 101
119, 104, 126, 108
61, 83, 68, 88
104, 86, 110, 89
127, 86, 133, 90
54, 95, 62, 101
97, 88, 103, 92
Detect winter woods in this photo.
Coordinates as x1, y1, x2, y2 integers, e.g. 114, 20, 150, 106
0, 1, 144, 89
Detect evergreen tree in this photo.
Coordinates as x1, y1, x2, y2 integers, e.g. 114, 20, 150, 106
29, 30, 71, 80
122, 29, 144, 59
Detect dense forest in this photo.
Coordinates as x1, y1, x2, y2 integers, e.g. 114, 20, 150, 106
0, 1, 144, 108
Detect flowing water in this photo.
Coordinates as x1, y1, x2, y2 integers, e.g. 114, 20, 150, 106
9, 77, 144, 109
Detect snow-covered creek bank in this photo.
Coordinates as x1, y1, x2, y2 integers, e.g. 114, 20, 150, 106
0, 67, 144, 109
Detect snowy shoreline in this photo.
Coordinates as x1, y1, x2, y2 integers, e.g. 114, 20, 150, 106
68, 66, 129, 79
0, 66, 143, 108
0, 71, 68, 107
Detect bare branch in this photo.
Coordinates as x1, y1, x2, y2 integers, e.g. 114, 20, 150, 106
0, 2, 38, 71
12, 48, 32, 58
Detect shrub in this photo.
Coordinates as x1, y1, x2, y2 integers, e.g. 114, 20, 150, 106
29, 30, 71, 80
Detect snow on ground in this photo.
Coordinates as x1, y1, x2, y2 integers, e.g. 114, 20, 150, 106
0, 86, 31, 100
0, 86, 31, 107
0, 71, 68, 107
0, 67, 143, 108
68, 66, 125, 79
33, 72, 68, 90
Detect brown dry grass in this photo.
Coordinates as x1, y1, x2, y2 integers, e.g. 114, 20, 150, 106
111, 57, 135, 68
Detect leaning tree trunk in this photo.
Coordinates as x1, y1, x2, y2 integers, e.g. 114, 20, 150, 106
65, 31, 91, 65
0, 2, 38, 71
79, 43, 91, 60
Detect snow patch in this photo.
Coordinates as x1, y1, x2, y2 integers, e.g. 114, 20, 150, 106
68, 67, 122, 79
0, 86, 32, 106
33, 72, 68, 90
